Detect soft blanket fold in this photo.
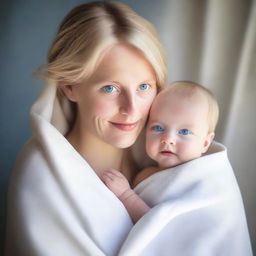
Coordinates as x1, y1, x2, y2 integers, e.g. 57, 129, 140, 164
5, 84, 252, 256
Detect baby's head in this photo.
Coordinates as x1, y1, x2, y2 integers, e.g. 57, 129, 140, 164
146, 81, 219, 168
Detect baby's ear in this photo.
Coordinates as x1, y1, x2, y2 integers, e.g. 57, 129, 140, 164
61, 84, 78, 102
202, 132, 215, 153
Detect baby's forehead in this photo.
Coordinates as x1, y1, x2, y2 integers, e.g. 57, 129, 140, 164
149, 87, 211, 124
154, 86, 208, 106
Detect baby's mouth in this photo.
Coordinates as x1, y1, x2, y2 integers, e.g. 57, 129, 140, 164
160, 150, 175, 156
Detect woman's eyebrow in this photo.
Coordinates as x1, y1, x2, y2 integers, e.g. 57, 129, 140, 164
99, 79, 157, 86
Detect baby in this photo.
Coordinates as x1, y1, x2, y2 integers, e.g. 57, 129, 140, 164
102, 81, 219, 223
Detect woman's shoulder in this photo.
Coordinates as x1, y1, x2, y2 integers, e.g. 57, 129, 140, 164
11, 138, 50, 191
14, 138, 47, 169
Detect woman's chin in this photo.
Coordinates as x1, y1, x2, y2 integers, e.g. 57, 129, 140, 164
108, 135, 138, 149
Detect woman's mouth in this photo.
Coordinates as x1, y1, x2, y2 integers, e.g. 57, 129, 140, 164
110, 121, 139, 131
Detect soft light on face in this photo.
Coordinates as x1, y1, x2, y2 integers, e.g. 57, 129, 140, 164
64, 44, 157, 148
146, 90, 214, 168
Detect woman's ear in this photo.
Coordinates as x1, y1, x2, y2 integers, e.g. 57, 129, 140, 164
61, 85, 78, 102
202, 132, 215, 153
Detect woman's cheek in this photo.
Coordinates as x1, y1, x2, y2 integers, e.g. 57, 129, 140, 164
88, 99, 115, 117
144, 96, 156, 115
93, 103, 110, 115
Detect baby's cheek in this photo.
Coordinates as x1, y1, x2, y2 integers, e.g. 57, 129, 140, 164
146, 134, 160, 154
175, 138, 191, 151
178, 139, 201, 158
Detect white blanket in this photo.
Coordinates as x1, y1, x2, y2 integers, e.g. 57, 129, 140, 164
5, 84, 252, 256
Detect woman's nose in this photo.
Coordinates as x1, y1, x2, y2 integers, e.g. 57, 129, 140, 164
119, 92, 136, 115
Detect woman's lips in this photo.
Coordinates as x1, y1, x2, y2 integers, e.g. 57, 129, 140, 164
110, 121, 139, 131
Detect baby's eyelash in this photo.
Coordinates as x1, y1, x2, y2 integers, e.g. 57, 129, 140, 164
151, 125, 164, 132
178, 129, 193, 135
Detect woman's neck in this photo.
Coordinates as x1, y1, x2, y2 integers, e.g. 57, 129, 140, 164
66, 122, 137, 182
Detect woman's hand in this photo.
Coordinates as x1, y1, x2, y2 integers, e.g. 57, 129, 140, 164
101, 169, 132, 198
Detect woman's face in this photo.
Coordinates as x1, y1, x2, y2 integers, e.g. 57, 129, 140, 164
64, 44, 157, 148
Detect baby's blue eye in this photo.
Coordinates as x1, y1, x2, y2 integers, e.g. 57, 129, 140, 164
102, 85, 116, 93
179, 129, 192, 135
139, 84, 150, 91
152, 125, 164, 132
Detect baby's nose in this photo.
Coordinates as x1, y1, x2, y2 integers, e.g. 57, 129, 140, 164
161, 134, 176, 145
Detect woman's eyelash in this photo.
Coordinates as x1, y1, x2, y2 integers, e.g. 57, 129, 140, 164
101, 85, 118, 93
101, 83, 153, 94
139, 83, 150, 91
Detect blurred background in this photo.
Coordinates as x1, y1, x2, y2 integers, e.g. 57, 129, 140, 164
1, 0, 255, 254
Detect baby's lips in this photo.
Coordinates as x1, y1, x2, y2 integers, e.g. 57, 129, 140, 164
160, 150, 175, 156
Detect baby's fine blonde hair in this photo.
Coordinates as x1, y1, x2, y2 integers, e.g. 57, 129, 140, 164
166, 81, 219, 133
37, 1, 167, 90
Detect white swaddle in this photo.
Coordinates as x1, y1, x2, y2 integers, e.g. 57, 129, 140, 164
121, 143, 252, 255
5, 83, 252, 256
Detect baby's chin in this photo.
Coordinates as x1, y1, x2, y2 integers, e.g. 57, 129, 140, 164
158, 162, 179, 170
157, 158, 186, 169
158, 156, 202, 169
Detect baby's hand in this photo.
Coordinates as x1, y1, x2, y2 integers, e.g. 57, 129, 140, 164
101, 169, 131, 198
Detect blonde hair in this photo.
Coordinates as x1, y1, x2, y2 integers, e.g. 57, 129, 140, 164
37, 1, 167, 90
166, 81, 219, 133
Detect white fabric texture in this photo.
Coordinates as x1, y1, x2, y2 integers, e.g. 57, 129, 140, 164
5, 82, 252, 255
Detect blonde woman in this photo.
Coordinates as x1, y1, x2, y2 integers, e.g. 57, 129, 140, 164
5, 2, 167, 256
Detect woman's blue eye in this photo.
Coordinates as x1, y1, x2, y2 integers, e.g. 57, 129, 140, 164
179, 129, 192, 135
139, 84, 150, 91
102, 85, 116, 93
152, 125, 164, 132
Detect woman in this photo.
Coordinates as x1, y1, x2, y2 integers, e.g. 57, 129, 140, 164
5, 1, 167, 256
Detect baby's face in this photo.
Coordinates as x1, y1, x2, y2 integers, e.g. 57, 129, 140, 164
146, 91, 214, 168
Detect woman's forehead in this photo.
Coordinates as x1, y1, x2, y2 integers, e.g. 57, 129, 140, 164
82, 44, 156, 84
